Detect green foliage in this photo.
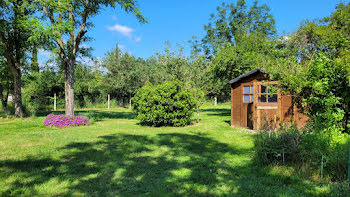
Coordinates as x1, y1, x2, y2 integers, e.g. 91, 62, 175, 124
199, 0, 276, 58
191, 0, 276, 99
210, 34, 273, 98
2, 106, 349, 196
22, 69, 63, 111
133, 81, 197, 127
74, 64, 105, 108
102, 45, 146, 99
264, 3, 350, 134
254, 126, 350, 181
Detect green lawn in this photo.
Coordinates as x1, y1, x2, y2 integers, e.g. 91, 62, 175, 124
0, 105, 347, 196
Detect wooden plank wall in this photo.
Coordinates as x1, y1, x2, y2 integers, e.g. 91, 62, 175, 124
230, 71, 309, 129
231, 84, 241, 126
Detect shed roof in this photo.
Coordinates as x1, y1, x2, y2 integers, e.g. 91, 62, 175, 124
228, 68, 268, 85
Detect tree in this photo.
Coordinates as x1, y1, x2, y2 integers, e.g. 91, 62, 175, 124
210, 33, 273, 98
0, 0, 35, 117
23, 68, 63, 111
200, 0, 276, 58
190, 0, 276, 99
36, 0, 147, 115
264, 2, 350, 133
103, 45, 146, 107
31, 45, 39, 72
0, 54, 13, 113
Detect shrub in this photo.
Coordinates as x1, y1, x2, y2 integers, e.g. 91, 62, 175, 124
132, 81, 196, 127
43, 114, 89, 128
254, 125, 350, 181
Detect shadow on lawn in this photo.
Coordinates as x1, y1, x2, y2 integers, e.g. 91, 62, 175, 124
34, 110, 136, 122
202, 108, 231, 117
0, 133, 342, 196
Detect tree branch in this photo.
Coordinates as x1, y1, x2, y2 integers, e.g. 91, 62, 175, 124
0, 33, 15, 69
74, 0, 89, 55
42, 6, 66, 60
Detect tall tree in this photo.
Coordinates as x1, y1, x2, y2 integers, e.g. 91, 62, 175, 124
0, 53, 13, 113
264, 2, 350, 133
103, 45, 145, 105
31, 45, 39, 72
0, 0, 34, 117
200, 0, 276, 58
37, 0, 147, 116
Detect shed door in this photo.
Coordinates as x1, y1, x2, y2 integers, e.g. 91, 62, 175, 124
254, 81, 281, 130
241, 84, 254, 129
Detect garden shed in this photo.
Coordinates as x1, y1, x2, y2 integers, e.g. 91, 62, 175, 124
229, 68, 308, 130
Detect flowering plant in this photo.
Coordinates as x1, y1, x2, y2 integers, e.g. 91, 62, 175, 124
43, 114, 89, 128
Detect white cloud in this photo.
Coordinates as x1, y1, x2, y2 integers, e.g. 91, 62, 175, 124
107, 24, 134, 37
135, 36, 142, 42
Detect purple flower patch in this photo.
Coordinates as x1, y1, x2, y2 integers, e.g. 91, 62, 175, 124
43, 114, 90, 128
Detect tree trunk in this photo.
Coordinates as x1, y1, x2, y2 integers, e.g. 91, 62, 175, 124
0, 84, 8, 113
11, 66, 23, 118
31, 45, 39, 72
64, 59, 75, 116
214, 96, 217, 106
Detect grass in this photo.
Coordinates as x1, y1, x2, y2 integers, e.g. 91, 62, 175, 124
0, 105, 348, 196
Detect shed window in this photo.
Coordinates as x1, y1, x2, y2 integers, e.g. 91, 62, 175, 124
243, 85, 254, 103
259, 84, 278, 103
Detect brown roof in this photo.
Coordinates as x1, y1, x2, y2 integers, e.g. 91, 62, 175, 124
228, 68, 267, 85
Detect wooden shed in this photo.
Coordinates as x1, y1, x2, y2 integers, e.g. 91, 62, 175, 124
229, 68, 308, 130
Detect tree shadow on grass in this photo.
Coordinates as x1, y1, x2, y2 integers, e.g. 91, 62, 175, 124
202, 108, 231, 117
0, 133, 345, 196
34, 110, 136, 122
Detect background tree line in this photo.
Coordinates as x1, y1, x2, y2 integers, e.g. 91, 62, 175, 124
1, 0, 350, 135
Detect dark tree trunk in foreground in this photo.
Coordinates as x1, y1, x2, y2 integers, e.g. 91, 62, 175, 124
0, 84, 9, 113
11, 65, 23, 117
0, 36, 24, 118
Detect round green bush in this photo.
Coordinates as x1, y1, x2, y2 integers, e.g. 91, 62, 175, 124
132, 81, 196, 127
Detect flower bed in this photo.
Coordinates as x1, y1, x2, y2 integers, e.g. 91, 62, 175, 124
43, 114, 89, 127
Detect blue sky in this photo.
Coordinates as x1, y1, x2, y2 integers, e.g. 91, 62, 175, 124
39, 0, 347, 61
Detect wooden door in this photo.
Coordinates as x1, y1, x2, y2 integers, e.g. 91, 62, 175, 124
254, 81, 281, 130
247, 103, 254, 129
241, 83, 254, 129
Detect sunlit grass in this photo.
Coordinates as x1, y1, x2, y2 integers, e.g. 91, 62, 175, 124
0, 105, 347, 196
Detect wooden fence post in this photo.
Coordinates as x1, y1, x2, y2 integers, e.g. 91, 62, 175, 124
129, 96, 132, 109
54, 93, 56, 111
108, 94, 110, 109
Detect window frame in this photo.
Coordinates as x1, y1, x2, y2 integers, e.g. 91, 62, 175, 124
258, 83, 278, 104
243, 85, 254, 103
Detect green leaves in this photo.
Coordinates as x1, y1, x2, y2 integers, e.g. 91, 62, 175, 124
133, 81, 197, 127
199, 0, 276, 58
